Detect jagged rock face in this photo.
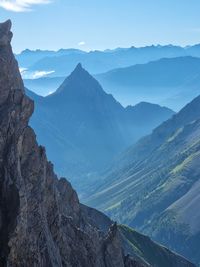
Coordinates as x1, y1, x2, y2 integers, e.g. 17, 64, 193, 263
0, 20, 140, 267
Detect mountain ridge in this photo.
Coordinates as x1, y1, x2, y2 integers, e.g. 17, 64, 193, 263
23, 56, 200, 111
96, 56, 200, 110
0, 19, 195, 267
17, 43, 200, 73
84, 94, 200, 265
27, 63, 174, 189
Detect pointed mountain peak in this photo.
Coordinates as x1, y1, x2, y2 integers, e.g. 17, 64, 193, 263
53, 63, 105, 97
0, 20, 12, 33
70, 62, 89, 77
74, 62, 83, 70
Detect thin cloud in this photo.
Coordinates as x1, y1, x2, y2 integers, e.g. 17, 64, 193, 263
20, 69, 55, 79
0, 0, 52, 12
78, 41, 86, 46
32, 70, 55, 79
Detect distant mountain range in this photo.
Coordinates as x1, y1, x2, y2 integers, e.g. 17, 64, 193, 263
84, 94, 200, 265
16, 48, 86, 68
96, 56, 200, 110
23, 56, 200, 111
17, 44, 200, 76
26, 64, 174, 191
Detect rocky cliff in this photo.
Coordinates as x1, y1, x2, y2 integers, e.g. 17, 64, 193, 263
0, 20, 142, 267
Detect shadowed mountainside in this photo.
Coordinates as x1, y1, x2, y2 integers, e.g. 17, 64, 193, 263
0, 19, 195, 267
96, 56, 200, 110
85, 94, 200, 265
26, 65, 174, 189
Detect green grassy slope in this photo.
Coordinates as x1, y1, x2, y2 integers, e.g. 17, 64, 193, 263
84, 95, 200, 265
119, 225, 195, 267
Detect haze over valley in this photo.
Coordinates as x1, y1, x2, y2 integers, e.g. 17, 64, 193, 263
19, 45, 200, 110
1, 1, 200, 266
17, 41, 200, 266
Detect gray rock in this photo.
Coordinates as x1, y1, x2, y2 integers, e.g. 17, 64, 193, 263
0, 20, 142, 267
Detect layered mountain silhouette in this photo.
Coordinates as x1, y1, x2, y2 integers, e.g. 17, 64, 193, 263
85, 94, 200, 265
0, 20, 195, 267
96, 56, 200, 110
24, 76, 65, 96
17, 43, 200, 76
26, 64, 174, 189
23, 56, 200, 111
16, 48, 86, 68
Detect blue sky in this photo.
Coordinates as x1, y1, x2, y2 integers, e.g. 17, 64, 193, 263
1, 0, 200, 53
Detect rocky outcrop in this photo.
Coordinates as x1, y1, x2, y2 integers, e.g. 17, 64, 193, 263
81, 206, 195, 267
0, 20, 145, 267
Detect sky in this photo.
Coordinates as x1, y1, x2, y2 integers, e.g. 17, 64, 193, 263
0, 0, 200, 53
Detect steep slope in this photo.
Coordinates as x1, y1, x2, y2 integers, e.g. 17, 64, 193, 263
125, 102, 174, 139
29, 63, 127, 182
85, 95, 200, 265
27, 65, 174, 189
0, 18, 146, 267
0, 19, 194, 267
24, 76, 65, 96
81, 206, 194, 267
119, 225, 194, 267
96, 57, 200, 110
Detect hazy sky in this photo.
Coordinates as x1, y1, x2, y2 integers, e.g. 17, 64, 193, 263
1, 0, 200, 53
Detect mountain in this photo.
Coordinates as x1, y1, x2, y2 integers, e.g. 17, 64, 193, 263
18, 44, 188, 76
119, 225, 194, 267
0, 19, 132, 267
96, 56, 200, 110
21, 47, 200, 108
81, 206, 195, 267
125, 102, 174, 137
0, 19, 195, 267
186, 44, 200, 58
26, 64, 174, 190
85, 94, 200, 265
24, 76, 65, 96
16, 48, 86, 68
17, 44, 200, 79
